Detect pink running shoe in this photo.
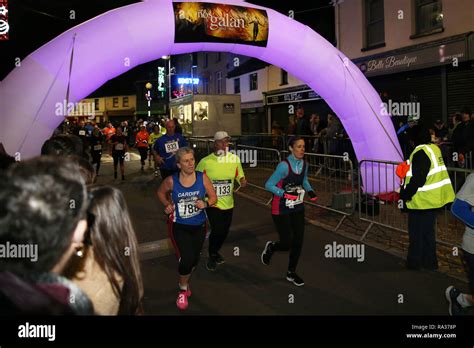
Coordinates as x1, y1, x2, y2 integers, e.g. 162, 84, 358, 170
176, 290, 189, 310
186, 286, 192, 297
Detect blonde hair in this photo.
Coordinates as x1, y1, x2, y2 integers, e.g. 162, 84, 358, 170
175, 147, 194, 163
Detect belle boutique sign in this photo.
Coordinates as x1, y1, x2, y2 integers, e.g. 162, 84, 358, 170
173, 2, 269, 47
357, 40, 467, 77
0, 0, 9, 40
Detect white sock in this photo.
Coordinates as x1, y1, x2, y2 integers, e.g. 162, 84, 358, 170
457, 293, 472, 308
179, 283, 188, 291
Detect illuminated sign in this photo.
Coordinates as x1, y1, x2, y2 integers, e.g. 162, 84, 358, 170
173, 2, 269, 47
0, 0, 9, 40
158, 67, 166, 95
178, 77, 200, 85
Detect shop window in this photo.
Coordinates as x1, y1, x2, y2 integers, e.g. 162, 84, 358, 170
414, 0, 443, 36
281, 69, 288, 85
216, 71, 223, 94
234, 78, 241, 94
94, 99, 99, 111
365, 0, 385, 48
113, 97, 119, 108
250, 73, 258, 91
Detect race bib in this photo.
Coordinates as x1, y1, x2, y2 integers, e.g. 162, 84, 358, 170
79, 130, 86, 136
115, 143, 124, 151
213, 180, 232, 197
165, 140, 179, 154
285, 187, 305, 208
93, 144, 102, 151
177, 198, 201, 219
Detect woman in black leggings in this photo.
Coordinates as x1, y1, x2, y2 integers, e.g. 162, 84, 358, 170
261, 137, 317, 286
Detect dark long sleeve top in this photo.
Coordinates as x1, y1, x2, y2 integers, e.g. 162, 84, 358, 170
399, 150, 431, 201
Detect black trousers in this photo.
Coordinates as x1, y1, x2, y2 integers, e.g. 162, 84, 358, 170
91, 151, 102, 173
138, 147, 148, 164
272, 209, 305, 272
169, 222, 206, 276
407, 209, 438, 269
206, 207, 234, 256
461, 250, 474, 295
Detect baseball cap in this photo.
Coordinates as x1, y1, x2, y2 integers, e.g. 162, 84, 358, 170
214, 131, 230, 141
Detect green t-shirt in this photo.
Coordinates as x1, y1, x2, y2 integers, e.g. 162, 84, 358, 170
196, 152, 245, 210
149, 132, 162, 147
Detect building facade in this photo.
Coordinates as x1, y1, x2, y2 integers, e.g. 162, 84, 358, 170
66, 95, 136, 124
336, 0, 474, 127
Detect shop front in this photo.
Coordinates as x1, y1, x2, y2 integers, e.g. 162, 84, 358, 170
169, 94, 241, 137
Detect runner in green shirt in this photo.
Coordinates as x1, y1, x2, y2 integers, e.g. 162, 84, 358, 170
196, 131, 247, 271
149, 125, 163, 176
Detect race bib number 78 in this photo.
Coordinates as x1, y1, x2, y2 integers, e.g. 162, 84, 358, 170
178, 199, 200, 219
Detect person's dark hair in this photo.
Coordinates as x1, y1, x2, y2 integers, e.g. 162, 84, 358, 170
0, 153, 16, 172
41, 135, 83, 158
68, 155, 95, 185
454, 113, 462, 123
462, 106, 472, 116
86, 186, 144, 315
288, 136, 305, 149
0, 157, 88, 275
410, 125, 431, 146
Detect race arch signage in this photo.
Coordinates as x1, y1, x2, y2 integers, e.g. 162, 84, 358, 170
173, 2, 269, 46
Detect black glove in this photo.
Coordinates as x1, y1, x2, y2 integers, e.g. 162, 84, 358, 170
308, 191, 318, 201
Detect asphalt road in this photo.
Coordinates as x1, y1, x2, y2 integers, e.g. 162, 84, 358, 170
95, 153, 472, 316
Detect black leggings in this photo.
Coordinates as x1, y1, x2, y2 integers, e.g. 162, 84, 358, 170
138, 147, 148, 164
91, 151, 102, 173
271, 209, 305, 272
112, 151, 125, 167
207, 207, 234, 256
169, 222, 206, 276
461, 250, 474, 295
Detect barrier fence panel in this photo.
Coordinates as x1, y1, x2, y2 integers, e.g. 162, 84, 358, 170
437, 167, 472, 247
281, 150, 356, 232
235, 145, 281, 191
358, 160, 405, 241
188, 137, 211, 161
358, 159, 472, 250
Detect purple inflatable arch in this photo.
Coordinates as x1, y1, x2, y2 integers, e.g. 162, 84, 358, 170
0, 0, 402, 191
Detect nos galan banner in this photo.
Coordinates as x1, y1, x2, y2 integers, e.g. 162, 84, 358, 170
173, 2, 269, 47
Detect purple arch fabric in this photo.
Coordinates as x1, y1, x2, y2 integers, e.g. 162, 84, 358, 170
0, 0, 402, 192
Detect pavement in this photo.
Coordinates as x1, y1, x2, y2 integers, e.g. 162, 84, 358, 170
95, 152, 472, 316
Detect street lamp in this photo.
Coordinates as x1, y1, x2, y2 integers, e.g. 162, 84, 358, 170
145, 82, 152, 118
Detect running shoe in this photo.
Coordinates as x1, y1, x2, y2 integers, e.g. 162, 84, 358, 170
206, 257, 217, 271
176, 290, 189, 310
286, 271, 304, 286
261, 241, 274, 266
211, 253, 225, 265
445, 286, 467, 316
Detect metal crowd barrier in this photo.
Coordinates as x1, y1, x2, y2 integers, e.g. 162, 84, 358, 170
235, 144, 281, 191
280, 150, 356, 231
357, 159, 473, 249
187, 137, 211, 162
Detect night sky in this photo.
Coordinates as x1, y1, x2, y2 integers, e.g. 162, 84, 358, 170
1, 0, 335, 94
